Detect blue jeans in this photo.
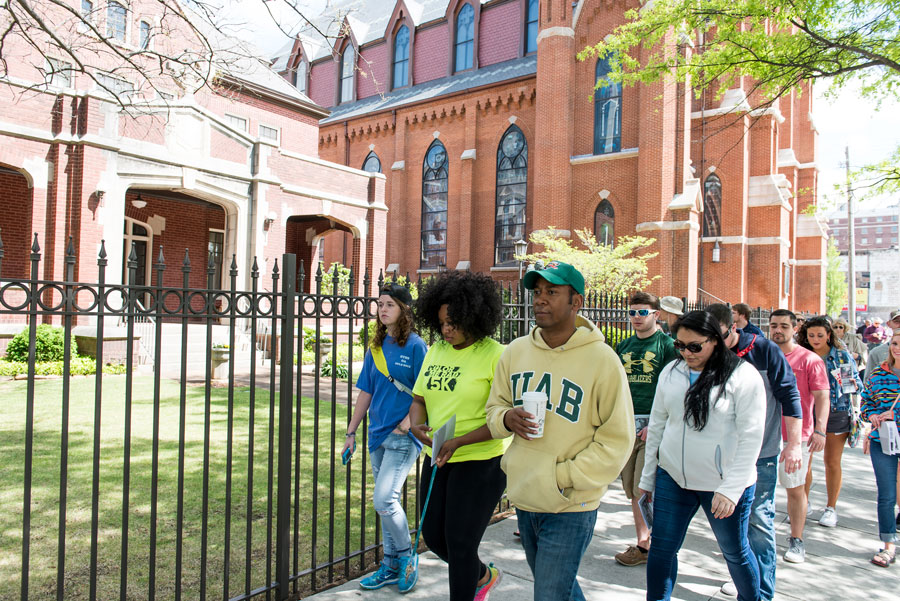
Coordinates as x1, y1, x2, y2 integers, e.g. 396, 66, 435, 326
747, 456, 776, 601
517, 508, 597, 601
647, 468, 759, 601
370, 433, 420, 567
870, 440, 900, 543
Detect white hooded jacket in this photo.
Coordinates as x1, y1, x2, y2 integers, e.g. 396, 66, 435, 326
639, 359, 766, 503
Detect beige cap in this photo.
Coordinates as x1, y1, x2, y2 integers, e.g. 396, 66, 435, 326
660, 296, 684, 316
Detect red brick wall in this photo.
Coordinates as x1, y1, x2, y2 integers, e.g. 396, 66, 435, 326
0, 169, 34, 279
479, 1, 521, 67
413, 23, 449, 85
359, 42, 389, 100
309, 58, 338, 109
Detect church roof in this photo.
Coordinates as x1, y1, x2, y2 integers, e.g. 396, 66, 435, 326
321, 53, 536, 124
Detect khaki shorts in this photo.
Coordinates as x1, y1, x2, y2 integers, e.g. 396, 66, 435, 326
620, 437, 646, 500
778, 444, 812, 489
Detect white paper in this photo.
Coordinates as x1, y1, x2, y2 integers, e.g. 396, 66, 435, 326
431, 414, 457, 467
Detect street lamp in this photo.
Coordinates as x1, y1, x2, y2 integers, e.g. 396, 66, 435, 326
514, 239, 528, 280
711, 240, 722, 263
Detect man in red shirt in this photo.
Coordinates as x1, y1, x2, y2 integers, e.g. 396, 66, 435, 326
769, 309, 830, 564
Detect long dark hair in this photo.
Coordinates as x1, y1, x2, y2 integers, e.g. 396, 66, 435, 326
673, 310, 741, 431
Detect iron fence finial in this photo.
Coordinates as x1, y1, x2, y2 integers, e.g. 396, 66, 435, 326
230, 254, 238, 277
251, 257, 259, 278
155, 246, 165, 268
31, 233, 40, 256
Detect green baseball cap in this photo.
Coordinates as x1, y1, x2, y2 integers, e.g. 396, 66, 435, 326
522, 261, 585, 295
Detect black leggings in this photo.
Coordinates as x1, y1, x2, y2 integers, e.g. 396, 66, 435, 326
419, 455, 506, 601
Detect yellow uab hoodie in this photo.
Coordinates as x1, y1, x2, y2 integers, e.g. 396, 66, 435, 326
486, 316, 634, 513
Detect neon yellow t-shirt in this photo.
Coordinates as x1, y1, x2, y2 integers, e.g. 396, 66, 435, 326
413, 338, 508, 462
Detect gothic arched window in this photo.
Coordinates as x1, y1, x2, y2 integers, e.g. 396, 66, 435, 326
595, 200, 615, 247
455, 4, 475, 72
339, 43, 355, 103
703, 173, 722, 237
393, 25, 410, 88
594, 57, 622, 155
421, 141, 448, 268
495, 125, 528, 265
362, 151, 381, 173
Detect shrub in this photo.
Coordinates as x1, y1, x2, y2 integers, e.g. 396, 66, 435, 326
0, 357, 126, 376
302, 326, 331, 352
6, 324, 66, 362
598, 325, 629, 351
357, 322, 377, 347
320, 357, 349, 379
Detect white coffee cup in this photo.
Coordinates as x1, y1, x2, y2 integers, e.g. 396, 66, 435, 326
521, 391, 548, 438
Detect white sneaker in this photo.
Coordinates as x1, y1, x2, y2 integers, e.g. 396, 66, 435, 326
818, 506, 838, 527
784, 537, 806, 563
720, 581, 737, 597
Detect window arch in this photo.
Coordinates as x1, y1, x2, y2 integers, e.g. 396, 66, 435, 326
393, 25, 410, 89
703, 173, 722, 237
455, 3, 475, 72
495, 125, 528, 265
595, 200, 614, 247
362, 151, 382, 173
525, 0, 539, 54
593, 57, 622, 155
339, 42, 355, 103
107, 1, 126, 41
421, 141, 448, 269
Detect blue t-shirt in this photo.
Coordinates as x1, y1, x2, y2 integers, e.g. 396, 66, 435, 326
356, 333, 428, 452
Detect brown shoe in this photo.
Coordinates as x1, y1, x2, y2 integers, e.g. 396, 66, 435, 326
614, 545, 649, 566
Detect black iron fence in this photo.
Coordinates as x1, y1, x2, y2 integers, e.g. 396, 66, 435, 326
1, 236, 770, 601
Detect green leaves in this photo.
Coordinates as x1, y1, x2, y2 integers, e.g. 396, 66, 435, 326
580, 0, 900, 103
520, 228, 659, 297
825, 237, 848, 317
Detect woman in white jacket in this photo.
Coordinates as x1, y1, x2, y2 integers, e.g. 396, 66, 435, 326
639, 311, 766, 601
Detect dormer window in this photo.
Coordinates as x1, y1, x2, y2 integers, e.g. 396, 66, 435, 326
393, 25, 410, 89
339, 43, 355, 103
454, 3, 475, 72
294, 60, 307, 95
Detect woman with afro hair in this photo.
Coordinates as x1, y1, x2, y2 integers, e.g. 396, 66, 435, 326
409, 270, 507, 601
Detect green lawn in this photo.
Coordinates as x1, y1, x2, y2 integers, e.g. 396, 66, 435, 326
0, 376, 420, 600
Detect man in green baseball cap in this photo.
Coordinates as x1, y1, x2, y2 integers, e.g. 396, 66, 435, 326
522, 260, 585, 296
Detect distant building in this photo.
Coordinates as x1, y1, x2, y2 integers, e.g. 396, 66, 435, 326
827, 204, 900, 253
276, 0, 827, 312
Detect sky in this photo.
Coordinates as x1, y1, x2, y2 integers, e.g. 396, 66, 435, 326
219, 0, 900, 217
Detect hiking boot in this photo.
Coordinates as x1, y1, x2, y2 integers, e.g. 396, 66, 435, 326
818, 506, 838, 528
614, 545, 649, 566
359, 563, 399, 590
474, 562, 502, 601
397, 554, 418, 594
784, 537, 806, 563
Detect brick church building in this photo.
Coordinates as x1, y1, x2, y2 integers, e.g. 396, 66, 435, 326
278, 0, 827, 311
0, 0, 385, 300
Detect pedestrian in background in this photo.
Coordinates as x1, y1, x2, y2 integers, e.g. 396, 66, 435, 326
861, 330, 900, 568
833, 317, 867, 376
733, 303, 766, 338
658, 296, 683, 336
797, 316, 862, 529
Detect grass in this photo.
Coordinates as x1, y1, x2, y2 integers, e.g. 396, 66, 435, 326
0, 376, 421, 600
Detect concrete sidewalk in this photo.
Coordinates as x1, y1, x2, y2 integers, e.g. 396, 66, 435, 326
309, 445, 893, 600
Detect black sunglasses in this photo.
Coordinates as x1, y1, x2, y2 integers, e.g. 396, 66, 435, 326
629, 309, 658, 317
673, 339, 710, 353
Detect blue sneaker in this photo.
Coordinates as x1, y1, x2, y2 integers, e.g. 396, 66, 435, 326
397, 553, 418, 594
359, 563, 399, 590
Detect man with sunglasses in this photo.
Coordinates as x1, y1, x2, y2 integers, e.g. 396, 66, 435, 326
706, 304, 802, 601
613, 292, 678, 567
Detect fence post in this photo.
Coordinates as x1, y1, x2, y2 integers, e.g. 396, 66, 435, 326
276, 254, 297, 600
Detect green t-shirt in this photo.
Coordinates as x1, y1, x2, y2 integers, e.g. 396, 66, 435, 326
616, 330, 678, 415
412, 337, 508, 462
